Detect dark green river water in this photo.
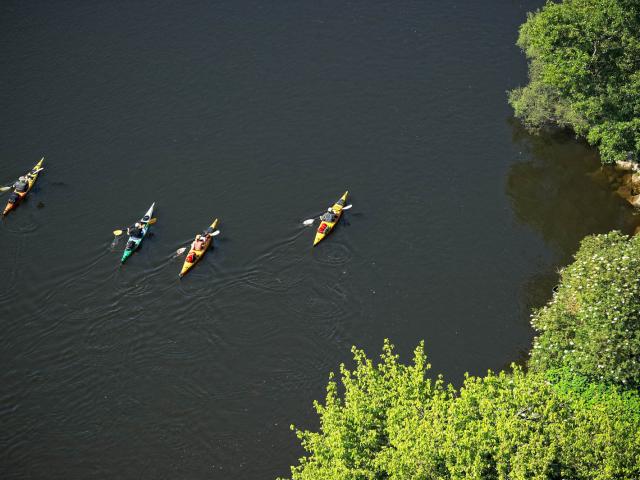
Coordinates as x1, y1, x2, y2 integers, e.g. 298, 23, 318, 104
0, 1, 636, 478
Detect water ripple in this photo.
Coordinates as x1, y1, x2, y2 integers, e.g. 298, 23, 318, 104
311, 241, 353, 266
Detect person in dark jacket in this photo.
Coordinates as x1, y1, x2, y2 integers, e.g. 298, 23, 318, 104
127, 222, 144, 238
321, 209, 337, 223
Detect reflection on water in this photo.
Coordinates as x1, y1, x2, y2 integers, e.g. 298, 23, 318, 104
506, 120, 636, 261
506, 120, 637, 316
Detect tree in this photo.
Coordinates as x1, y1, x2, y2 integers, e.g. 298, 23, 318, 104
509, 0, 640, 164
529, 231, 640, 386
283, 341, 640, 479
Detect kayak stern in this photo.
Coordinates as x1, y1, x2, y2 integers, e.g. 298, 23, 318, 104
313, 231, 326, 246
121, 248, 133, 264
3, 203, 14, 216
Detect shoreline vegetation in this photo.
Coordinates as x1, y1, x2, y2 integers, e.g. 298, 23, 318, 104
508, 0, 640, 167
281, 233, 640, 479
508, 0, 640, 209
280, 1, 640, 478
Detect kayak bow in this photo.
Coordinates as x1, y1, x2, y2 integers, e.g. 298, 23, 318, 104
179, 218, 219, 278
121, 202, 155, 264
3, 157, 45, 216
313, 191, 348, 246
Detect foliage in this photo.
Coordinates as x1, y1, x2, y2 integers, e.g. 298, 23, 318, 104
285, 341, 440, 480
509, 0, 640, 163
281, 232, 640, 477
283, 341, 640, 480
530, 232, 640, 386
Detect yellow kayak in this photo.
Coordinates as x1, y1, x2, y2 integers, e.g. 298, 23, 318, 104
179, 218, 219, 278
313, 191, 348, 246
3, 157, 44, 216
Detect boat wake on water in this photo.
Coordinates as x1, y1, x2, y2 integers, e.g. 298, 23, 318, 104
312, 241, 353, 266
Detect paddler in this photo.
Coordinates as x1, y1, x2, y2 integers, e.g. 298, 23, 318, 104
320, 209, 338, 223
191, 234, 207, 251
12, 176, 29, 193
127, 222, 144, 238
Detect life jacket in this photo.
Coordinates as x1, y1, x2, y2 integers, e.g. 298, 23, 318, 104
318, 223, 328, 234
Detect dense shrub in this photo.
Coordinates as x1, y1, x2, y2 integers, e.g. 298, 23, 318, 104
530, 232, 640, 386
283, 341, 640, 480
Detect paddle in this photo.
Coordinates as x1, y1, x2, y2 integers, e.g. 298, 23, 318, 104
112, 217, 157, 236
302, 204, 352, 226
174, 230, 221, 257
0, 167, 45, 193
110, 218, 157, 247
0, 168, 45, 193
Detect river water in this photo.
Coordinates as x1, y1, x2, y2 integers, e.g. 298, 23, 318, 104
0, 1, 636, 478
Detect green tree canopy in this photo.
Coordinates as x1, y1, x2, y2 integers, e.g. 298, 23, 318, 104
284, 341, 640, 480
530, 231, 640, 386
509, 0, 640, 164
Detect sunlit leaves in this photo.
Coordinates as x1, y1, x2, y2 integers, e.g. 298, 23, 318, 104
283, 341, 640, 479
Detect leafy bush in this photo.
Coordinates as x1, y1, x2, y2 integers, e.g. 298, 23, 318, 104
283, 341, 640, 480
509, 0, 640, 164
530, 232, 640, 386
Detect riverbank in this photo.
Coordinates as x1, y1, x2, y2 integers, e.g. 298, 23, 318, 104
612, 161, 640, 209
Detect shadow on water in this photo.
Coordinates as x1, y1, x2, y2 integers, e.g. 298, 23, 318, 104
507, 120, 636, 259
505, 119, 637, 330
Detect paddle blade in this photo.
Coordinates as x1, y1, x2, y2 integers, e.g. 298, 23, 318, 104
176, 247, 188, 255
148, 218, 157, 224
0, 186, 11, 193
110, 231, 123, 249
210, 230, 220, 236
342, 204, 353, 210
302, 218, 315, 226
